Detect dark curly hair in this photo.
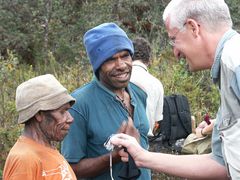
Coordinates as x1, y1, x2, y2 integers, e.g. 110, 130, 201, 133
132, 37, 151, 64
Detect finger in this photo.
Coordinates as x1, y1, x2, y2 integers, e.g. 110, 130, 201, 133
125, 117, 138, 135
121, 157, 129, 162
117, 120, 127, 133
127, 117, 134, 126
111, 133, 138, 147
118, 148, 129, 157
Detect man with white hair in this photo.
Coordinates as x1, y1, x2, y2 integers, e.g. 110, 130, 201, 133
110, 0, 240, 179
3, 74, 77, 180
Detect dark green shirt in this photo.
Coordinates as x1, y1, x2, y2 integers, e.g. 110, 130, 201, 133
61, 78, 150, 180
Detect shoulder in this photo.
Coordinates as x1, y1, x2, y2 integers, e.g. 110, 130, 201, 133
222, 33, 240, 69
3, 154, 39, 179
71, 80, 99, 101
148, 74, 163, 88
129, 82, 147, 99
4, 146, 40, 172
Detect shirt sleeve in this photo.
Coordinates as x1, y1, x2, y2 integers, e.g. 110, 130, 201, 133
154, 81, 164, 122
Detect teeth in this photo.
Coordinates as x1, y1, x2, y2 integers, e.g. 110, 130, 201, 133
117, 74, 126, 78
116, 73, 128, 78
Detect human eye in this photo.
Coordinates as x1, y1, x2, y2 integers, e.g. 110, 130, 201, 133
121, 53, 131, 60
169, 37, 176, 46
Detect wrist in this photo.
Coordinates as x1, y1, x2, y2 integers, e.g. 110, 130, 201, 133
201, 128, 206, 137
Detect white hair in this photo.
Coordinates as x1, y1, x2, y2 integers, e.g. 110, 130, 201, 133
163, 0, 232, 31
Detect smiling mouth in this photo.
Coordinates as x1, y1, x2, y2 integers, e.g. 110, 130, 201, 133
114, 72, 129, 78
114, 73, 130, 82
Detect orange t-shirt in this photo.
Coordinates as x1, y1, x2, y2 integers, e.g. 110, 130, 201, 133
3, 136, 77, 180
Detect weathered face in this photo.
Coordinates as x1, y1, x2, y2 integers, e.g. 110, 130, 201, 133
99, 50, 132, 91
166, 17, 212, 71
39, 103, 73, 142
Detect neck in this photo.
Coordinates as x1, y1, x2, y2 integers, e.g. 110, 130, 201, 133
115, 88, 133, 117
115, 88, 126, 101
202, 28, 229, 68
22, 122, 56, 149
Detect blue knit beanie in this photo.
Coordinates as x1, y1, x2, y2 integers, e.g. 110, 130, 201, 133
83, 22, 134, 73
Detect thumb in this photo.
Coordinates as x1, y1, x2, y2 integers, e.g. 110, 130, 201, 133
117, 120, 127, 133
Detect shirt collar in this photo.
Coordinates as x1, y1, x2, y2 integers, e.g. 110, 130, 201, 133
93, 77, 133, 99
211, 29, 237, 85
132, 60, 148, 72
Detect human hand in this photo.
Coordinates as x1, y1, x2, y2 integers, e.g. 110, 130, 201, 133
116, 118, 140, 141
153, 121, 160, 136
125, 117, 140, 143
195, 119, 215, 138
113, 121, 128, 161
110, 133, 146, 166
117, 120, 128, 133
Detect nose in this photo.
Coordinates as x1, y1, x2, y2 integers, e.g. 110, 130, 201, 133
66, 111, 74, 124
115, 58, 127, 69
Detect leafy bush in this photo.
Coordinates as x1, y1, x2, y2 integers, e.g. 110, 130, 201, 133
1, 0, 239, 178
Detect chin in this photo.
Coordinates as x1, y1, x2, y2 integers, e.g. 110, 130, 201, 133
188, 64, 200, 72
57, 136, 65, 142
119, 81, 129, 88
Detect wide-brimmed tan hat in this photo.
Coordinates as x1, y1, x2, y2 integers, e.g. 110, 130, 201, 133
16, 74, 75, 124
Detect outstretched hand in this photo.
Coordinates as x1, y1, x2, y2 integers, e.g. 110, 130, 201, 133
110, 133, 146, 167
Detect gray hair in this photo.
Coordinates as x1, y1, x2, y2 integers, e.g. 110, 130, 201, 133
163, 0, 232, 31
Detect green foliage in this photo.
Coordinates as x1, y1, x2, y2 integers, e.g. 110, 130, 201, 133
0, 0, 239, 178
0, 51, 19, 128
1, 0, 240, 65
226, 0, 240, 31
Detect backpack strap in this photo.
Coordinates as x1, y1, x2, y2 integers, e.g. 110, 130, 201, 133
165, 95, 178, 144
174, 95, 192, 134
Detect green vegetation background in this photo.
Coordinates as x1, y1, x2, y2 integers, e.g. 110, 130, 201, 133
1, 0, 240, 178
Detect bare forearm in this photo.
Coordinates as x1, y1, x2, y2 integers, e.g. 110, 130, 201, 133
138, 153, 228, 180
71, 152, 121, 178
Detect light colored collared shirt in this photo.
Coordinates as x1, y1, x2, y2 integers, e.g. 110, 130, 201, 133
130, 60, 164, 136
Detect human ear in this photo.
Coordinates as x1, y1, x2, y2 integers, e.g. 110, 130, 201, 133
35, 112, 44, 122
186, 19, 200, 38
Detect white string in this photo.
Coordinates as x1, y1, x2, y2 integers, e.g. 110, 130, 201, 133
110, 151, 114, 180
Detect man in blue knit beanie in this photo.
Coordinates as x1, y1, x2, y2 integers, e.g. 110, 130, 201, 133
61, 22, 151, 180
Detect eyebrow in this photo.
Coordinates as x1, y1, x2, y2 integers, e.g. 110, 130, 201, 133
107, 51, 130, 61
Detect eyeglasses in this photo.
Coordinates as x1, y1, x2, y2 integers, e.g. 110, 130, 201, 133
169, 23, 186, 47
